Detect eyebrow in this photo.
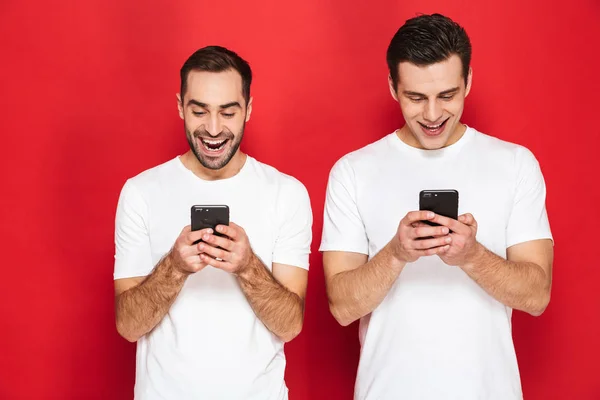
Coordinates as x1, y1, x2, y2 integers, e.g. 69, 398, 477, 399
187, 100, 242, 109
403, 87, 460, 97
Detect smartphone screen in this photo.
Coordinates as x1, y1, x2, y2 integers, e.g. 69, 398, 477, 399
191, 205, 230, 240
419, 190, 459, 226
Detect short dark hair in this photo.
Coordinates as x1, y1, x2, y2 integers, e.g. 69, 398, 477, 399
180, 45, 252, 103
387, 14, 471, 89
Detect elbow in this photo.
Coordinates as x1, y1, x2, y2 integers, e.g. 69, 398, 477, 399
279, 330, 300, 343
528, 306, 546, 317
121, 333, 141, 343
527, 291, 551, 317
116, 318, 142, 343
329, 302, 355, 327
279, 320, 303, 343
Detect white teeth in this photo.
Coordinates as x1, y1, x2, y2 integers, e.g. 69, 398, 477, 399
201, 139, 226, 151
425, 122, 443, 129
202, 139, 225, 145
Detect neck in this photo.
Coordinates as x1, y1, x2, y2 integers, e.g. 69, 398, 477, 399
180, 150, 247, 181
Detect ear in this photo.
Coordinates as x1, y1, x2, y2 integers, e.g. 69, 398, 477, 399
388, 75, 399, 102
176, 93, 184, 120
245, 97, 253, 122
464, 67, 473, 98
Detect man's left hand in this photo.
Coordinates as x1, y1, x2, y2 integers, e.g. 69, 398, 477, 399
431, 213, 483, 267
198, 222, 254, 275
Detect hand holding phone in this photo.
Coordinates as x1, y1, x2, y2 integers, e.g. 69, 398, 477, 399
389, 210, 452, 263
169, 225, 215, 275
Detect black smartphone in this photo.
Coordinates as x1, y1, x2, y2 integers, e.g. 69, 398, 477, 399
191, 205, 230, 243
419, 190, 459, 227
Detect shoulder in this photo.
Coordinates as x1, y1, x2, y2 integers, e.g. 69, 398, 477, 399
125, 157, 180, 189
249, 157, 309, 199
328, 134, 393, 180
118, 158, 181, 204
469, 127, 540, 165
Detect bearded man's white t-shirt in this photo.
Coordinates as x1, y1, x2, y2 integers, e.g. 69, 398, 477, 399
114, 155, 312, 400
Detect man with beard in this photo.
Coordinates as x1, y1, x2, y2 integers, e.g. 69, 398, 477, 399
320, 14, 553, 399
113, 46, 312, 400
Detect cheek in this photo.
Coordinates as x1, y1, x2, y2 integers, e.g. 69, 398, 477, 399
445, 99, 465, 115
184, 119, 202, 134
229, 116, 246, 131
400, 102, 422, 120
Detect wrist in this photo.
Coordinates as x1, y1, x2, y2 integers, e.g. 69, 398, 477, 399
235, 252, 259, 281
384, 241, 407, 271
165, 250, 190, 282
462, 242, 486, 272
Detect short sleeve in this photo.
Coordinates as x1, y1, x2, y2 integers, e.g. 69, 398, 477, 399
113, 180, 154, 279
271, 179, 313, 270
506, 147, 553, 248
319, 157, 369, 254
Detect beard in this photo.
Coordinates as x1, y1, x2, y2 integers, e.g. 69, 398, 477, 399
185, 122, 245, 170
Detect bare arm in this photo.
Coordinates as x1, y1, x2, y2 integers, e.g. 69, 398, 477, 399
115, 254, 187, 342
462, 239, 553, 316
324, 211, 452, 326
324, 247, 401, 326
237, 257, 307, 342
114, 226, 212, 342
434, 213, 553, 316
198, 223, 308, 342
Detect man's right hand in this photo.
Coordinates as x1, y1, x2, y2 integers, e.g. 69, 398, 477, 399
389, 211, 451, 263
169, 226, 214, 275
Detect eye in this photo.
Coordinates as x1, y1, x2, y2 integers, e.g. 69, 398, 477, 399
192, 111, 206, 116
409, 97, 425, 103
222, 113, 235, 118
440, 95, 455, 101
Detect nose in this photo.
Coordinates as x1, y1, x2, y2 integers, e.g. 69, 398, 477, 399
423, 99, 443, 123
205, 115, 222, 137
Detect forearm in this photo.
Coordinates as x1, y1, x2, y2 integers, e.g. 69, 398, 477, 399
328, 245, 406, 326
115, 253, 187, 342
237, 255, 304, 342
463, 244, 551, 316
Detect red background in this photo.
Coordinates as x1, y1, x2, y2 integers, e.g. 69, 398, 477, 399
1, 0, 599, 399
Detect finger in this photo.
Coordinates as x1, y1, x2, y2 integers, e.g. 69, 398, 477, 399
199, 253, 232, 270
411, 221, 447, 237
201, 232, 233, 251
404, 210, 436, 224
411, 225, 449, 240
421, 244, 450, 256
187, 227, 214, 245
176, 250, 208, 272
198, 241, 229, 261
458, 213, 477, 227
411, 221, 430, 228
412, 235, 452, 250
180, 242, 207, 260
430, 214, 468, 234
185, 257, 208, 273
215, 224, 236, 240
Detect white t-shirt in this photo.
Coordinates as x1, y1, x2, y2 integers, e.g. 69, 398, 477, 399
114, 155, 312, 400
320, 127, 552, 400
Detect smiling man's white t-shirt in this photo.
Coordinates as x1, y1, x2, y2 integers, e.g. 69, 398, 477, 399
114, 155, 312, 400
320, 127, 552, 400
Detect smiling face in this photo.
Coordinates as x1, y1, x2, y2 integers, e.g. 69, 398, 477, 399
178, 68, 252, 171
390, 54, 472, 150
